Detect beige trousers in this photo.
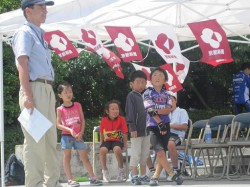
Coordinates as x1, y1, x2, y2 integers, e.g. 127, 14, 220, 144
130, 135, 150, 167
19, 82, 61, 187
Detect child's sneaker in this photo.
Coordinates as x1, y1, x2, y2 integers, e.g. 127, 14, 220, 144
117, 168, 125, 181
67, 179, 80, 187
131, 175, 141, 185
90, 178, 103, 186
149, 177, 159, 186
140, 175, 150, 185
102, 169, 111, 182
171, 173, 184, 185
148, 168, 156, 177
166, 175, 173, 182
166, 169, 180, 182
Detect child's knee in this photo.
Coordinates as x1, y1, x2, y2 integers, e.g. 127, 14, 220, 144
157, 149, 165, 158
167, 141, 176, 151
99, 147, 108, 155
113, 146, 122, 154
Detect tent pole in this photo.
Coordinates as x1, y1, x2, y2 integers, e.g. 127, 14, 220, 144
0, 34, 5, 187
228, 39, 250, 44
181, 44, 199, 53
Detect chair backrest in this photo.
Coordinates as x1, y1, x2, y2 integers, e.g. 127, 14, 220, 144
231, 113, 250, 141
208, 115, 235, 130
184, 119, 193, 143
192, 119, 209, 129
208, 115, 235, 143
233, 113, 250, 128
191, 119, 209, 143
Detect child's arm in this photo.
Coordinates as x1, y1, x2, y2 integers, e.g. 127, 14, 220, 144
76, 103, 85, 141
157, 105, 172, 115
122, 133, 128, 150
147, 107, 170, 135
56, 108, 76, 137
125, 95, 137, 138
99, 133, 104, 144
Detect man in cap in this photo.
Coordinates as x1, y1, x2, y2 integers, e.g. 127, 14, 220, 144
12, 0, 61, 186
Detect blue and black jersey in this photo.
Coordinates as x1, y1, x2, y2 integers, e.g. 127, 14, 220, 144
233, 71, 250, 104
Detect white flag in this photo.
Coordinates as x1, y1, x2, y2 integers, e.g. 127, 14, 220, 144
146, 26, 183, 64
175, 55, 190, 83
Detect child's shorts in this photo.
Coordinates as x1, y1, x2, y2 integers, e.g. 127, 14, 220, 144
61, 135, 88, 150
149, 126, 170, 153
169, 132, 182, 146
100, 141, 123, 151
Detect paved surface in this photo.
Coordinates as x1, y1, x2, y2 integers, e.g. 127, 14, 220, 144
7, 179, 250, 187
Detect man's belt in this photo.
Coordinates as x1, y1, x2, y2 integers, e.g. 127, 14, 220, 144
30, 78, 53, 85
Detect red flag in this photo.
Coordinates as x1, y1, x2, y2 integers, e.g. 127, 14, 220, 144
188, 19, 233, 66
175, 56, 190, 83
160, 64, 183, 93
105, 26, 143, 62
44, 30, 79, 61
101, 48, 124, 79
80, 29, 124, 79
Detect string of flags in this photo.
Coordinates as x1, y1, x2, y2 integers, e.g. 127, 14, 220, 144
43, 19, 234, 93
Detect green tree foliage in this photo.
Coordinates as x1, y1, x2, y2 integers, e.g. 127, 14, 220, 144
0, 0, 20, 13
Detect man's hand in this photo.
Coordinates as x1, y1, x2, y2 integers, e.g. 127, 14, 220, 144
24, 95, 34, 114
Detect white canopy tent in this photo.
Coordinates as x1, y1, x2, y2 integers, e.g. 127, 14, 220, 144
1, 0, 250, 186
1, 0, 250, 44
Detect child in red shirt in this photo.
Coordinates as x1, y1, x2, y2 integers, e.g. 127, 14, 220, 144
99, 100, 128, 182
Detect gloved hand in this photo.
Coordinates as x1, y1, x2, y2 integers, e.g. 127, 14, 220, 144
158, 121, 167, 132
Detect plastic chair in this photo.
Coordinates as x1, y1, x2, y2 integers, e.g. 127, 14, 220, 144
92, 126, 129, 182
226, 113, 250, 180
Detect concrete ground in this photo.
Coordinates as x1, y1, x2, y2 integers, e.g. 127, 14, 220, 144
8, 178, 250, 187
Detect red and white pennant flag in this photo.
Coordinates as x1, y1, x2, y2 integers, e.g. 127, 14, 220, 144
44, 30, 79, 61
105, 26, 143, 62
188, 19, 233, 66
146, 26, 184, 65
81, 28, 124, 79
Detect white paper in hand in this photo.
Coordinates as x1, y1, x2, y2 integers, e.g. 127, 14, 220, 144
18, 108, 53, 143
